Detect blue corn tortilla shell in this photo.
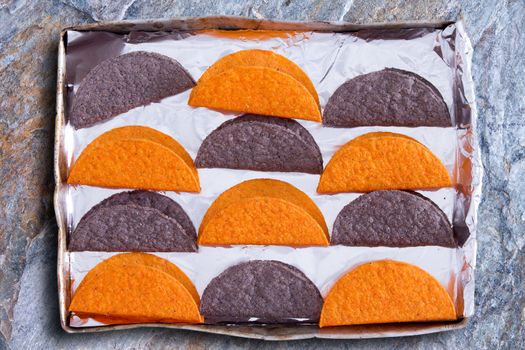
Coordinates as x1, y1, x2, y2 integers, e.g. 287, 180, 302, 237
69, 191, 197, 252
70, 51, 195, 129
195, 114, 323, 174
92, 190, 196, 239
200, 260, 323, 323
332, 190, 456, 247
323, 68, 451, 127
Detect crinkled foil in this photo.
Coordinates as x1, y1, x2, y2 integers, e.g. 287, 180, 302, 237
54, 18, 481, 339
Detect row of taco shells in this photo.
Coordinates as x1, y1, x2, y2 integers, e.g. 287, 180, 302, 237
67, 125, 452, 194
70, 49, 452, 130
69, 253, 457, 327
69, 179, 458, 251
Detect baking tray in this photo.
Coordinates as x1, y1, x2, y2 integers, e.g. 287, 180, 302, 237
54, 16, 481, 339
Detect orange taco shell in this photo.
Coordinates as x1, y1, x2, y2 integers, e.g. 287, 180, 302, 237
189, 66, 321, 122
72, 253, 200, 306
199, 179, 329, 246
69, 253, 203, 324
317, 132, 452, 193
197, 49, 319, 109
67, 126, 200, 192
319, 260, 456, 327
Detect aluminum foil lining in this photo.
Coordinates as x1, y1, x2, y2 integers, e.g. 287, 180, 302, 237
60, 22, 481, 328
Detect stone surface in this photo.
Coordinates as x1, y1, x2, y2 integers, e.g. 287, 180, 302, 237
0, 0, 524, 348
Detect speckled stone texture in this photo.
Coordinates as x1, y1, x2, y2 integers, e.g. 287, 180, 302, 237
0, 0, 523, 349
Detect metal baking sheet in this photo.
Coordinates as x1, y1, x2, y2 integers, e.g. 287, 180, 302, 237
54, 16, 481, 339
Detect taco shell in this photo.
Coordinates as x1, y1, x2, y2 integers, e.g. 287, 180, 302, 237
69, 253, 203, 324
199, 179, 328, 246
318, 132, 452, 193
67, 126, 200, 192
320, 260, 456, 327
189, 66, 321, 122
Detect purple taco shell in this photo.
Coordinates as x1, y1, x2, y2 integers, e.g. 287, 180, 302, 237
93, 190, 196, 239
70, 51, 195, 129
200, 260, 323, 323
323, 68, 451, 127
332, 190, 456, 248
195, 114, 323, 174
69, 191, 197, 252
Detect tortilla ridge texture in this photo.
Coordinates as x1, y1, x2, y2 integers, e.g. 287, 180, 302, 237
323, 68, 451, 127
319, 260, 456, 327
70, 51, 195, 129
200, 260, 323, 323
188, 66, 321, 122
199, 197, 328, 246
213, 114, 315, 144
195, 114, 323, 173
200, 179, 328, 236
67, 127, 200, 192
69, 263, 203, 324
197, 49, 320, 108
69, 204, 197, 252
72, 253, 200, 307
332, 190, 456, 247
199, 179, 329, 246
91, 190, 196, 239
89, 126, 198, 177
317, 132, 452, 193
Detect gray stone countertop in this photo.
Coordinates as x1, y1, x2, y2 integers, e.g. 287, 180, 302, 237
0, 0, 523, 349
